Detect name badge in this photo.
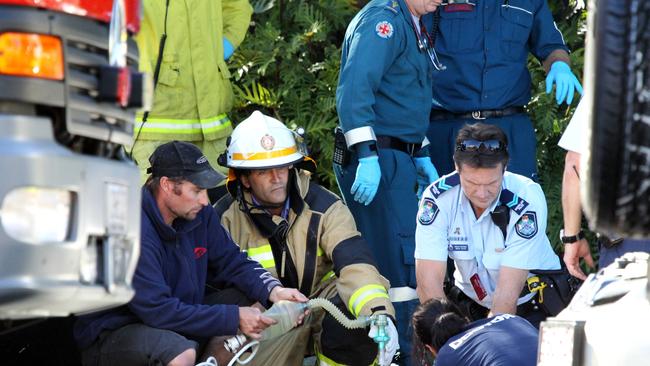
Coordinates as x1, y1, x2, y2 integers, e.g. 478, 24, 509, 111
470, 273, 487, 300
444, 3, 475, 12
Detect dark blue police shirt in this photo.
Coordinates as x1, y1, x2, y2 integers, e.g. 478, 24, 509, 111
430, 0, 569, 112
435, 314, 539, 366
337, 0, 433, 144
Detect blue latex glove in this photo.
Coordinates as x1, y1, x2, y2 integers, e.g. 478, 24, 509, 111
223, 37, 235, 60
545, 61, 583, 105
414, 157, 439, 199
351, 156, 381, 205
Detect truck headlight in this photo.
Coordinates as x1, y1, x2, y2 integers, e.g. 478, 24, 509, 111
0, 187, 74, 244
537, 319, 585, 366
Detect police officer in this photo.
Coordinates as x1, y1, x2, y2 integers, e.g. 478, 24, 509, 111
412, 298, 539, 366
426, 0, 583, 180
335, 0, 442, 362
215, 111, 398, 366
415, 123, 561, 328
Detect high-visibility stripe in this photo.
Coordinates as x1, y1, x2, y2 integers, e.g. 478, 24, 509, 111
317, 246, 323, 256
135, 114, 231, 134
232, 146, 298, 161
244, 245, 275, 269
319, 270, 335, 284
316, 352, 347, 366
348, 284, 389, 317
246, 245, 271, 256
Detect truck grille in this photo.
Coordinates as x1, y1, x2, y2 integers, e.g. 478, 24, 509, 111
65, 38, 139, 147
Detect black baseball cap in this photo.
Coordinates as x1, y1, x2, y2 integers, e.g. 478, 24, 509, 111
147, 141, 225, 189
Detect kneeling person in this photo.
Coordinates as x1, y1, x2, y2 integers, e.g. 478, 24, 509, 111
215, 111, 398, 366
415, 123, 562, 328
74, 141, 306, 366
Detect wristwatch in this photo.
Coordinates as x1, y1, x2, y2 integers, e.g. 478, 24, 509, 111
560, 229, 585, 244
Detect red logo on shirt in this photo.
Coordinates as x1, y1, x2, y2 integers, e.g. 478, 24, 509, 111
194, 247, 207, 259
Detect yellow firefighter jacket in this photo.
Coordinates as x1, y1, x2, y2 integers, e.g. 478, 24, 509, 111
134, 0, 252, 141
216, 169, 395, 319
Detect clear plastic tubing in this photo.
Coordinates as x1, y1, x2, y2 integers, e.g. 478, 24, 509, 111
260, 299, 369, 341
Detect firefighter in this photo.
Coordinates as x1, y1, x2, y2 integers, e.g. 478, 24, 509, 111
130, 0, 252, 200
214, 111, 398, 366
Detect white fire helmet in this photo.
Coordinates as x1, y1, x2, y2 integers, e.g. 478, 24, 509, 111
224, 111, 306, 169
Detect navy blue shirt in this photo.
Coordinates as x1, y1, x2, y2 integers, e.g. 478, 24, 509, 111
337, 0, 433, 144
436, 314, 538, 366
430, 0, 568, 112
74, 187, 281, 349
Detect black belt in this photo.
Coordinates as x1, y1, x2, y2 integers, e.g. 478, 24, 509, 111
376, 136, 421, 156
430, 106, 526, 121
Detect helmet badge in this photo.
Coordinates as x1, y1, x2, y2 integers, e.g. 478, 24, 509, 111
260, 134, 275, 150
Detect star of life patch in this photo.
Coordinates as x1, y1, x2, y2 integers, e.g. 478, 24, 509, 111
515, 211, 538, 239
418, 198, 439, 225
375, 21, 394, 39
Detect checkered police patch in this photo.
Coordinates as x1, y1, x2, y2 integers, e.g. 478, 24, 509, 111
375, 21, 394, 39
418, 198, 439, 225
515, 211, 538, 239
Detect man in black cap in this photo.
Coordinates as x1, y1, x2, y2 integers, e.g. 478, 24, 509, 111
74, 141, 307, 366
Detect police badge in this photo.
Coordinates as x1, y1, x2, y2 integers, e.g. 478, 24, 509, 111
515, 211, 538, 239
418, 198, 439, 225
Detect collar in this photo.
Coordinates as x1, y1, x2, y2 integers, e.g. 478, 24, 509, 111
397, 0, 414, 25
141, 186, 202, 242
458, 188, 501, 224
251, 194, 291, 220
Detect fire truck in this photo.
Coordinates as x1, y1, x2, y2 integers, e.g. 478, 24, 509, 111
0, 0, 144, 363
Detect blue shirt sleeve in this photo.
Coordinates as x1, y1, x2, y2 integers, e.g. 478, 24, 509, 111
336, 9, 404, 134
127, 210, 281, 339
529, 0, 569, 61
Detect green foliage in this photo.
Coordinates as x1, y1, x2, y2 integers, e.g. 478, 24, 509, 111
231, 0, 589, 257
528, 1, 587, 252
229, 0, 357, 189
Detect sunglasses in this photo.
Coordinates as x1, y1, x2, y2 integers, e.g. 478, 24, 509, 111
456, 139, 506, 153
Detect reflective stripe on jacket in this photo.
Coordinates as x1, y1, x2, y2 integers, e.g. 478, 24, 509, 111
135, 0, 252, 141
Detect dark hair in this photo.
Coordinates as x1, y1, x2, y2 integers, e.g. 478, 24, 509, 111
453, 123, 509, 170
145, 175, 186, 195
412, 298, 471, 362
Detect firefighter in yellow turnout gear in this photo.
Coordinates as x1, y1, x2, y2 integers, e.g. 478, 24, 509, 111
215, 111, 398, 365
131, 0, 253, 180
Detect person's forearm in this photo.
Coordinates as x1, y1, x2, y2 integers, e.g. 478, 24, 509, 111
415, 259, 447, 303
562, 151, 582, 235
490, 267, 527, 316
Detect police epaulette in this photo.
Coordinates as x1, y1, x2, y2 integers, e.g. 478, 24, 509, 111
384, 0, 399, 14
498, 189, 530, 215
428, 172, 460, 198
